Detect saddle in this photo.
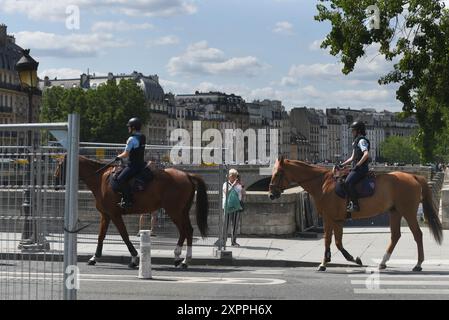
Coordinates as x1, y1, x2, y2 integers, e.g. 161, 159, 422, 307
110, 163, 154, 193
334, 167, 376, 199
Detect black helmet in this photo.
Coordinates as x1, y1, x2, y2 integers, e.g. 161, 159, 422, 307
127, 117, 142, 131
350, 121, 366, 134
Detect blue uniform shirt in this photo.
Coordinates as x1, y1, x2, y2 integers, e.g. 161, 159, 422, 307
125, 136, 140, 152
358, 139, 369, 153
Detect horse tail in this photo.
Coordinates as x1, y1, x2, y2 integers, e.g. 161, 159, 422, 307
189, 174, 209, 239
414, 175, 443, 244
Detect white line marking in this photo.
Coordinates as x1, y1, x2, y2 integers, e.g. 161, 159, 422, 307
348, 274, 449, 278
351, 280, 449, 286
0, 274, 286, 286
354, 289, 449, 295
250, 270, 285, 275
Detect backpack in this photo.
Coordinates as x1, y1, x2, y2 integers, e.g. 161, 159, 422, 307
225, 186, 243, 214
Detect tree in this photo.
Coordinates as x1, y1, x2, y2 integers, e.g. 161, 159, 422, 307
380, 135, 420, 164
41, 79, 150, 143
315, 0, 449, 162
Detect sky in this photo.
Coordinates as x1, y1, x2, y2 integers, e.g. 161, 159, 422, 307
0, 0, 413, 111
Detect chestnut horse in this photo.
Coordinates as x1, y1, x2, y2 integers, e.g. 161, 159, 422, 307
55, 156, 209, 269
269, 158, 443, 272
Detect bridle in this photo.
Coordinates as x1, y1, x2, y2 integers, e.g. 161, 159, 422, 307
269, 168, 326, 193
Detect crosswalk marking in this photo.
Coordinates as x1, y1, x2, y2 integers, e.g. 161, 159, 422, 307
348, 259, 449, 296
354, 289, 449, 295
351, 280, 449, 286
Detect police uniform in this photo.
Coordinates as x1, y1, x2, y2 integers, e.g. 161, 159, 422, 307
112, 129, 146, 208
345, 135, 370, 210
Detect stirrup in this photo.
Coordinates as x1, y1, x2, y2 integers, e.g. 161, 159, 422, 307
118, 198, 133, 209
346, 201, 360, 213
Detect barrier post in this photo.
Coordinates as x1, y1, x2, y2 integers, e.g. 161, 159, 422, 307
139, 230, 152, 279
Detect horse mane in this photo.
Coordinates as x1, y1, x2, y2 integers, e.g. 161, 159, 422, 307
284, 159, 330, 172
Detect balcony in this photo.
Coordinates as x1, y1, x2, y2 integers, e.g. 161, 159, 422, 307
0, 81, 21, 92
0, 106, 12, 113
0, 82, 42, 96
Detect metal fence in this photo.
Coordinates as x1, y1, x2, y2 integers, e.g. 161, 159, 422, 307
0, 115, 79, 300
75, 143, 226, 256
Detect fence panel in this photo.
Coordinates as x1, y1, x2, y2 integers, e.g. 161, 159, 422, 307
0, 118, 78, 300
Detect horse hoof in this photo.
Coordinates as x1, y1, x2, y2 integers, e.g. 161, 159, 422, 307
174, 259, 183, 267
317, 266, 326, 272
379, 264, 387, 270
413, 266, 423, 272
87, 260, 96, 266
355, 257, 363, 266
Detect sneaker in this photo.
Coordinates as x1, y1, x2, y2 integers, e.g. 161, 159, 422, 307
231, 242, 240, 248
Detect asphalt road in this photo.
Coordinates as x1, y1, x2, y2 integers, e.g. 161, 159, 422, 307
75, 263, 449, 300
3, 261, 449, 300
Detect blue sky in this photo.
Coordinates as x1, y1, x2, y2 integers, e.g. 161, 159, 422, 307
0, 0, 403, 111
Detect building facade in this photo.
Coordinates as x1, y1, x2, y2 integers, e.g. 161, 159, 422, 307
40, 71, 168, 144
0, 24, 41, 125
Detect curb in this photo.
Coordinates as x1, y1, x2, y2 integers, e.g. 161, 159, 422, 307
2, 252, 361, 269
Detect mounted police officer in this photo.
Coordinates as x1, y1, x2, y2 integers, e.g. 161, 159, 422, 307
338, 121, 371, 213
113, 117, 147, 209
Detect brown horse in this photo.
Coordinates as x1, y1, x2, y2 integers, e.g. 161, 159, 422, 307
269, 157, 443, 272
55, 156, 209, 269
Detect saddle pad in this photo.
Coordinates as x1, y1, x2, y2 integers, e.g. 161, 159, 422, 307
335, 176, 376, 199
109, 165, 154, 193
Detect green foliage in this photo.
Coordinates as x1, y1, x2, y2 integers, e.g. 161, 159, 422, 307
315, 0, 449, 162
380, 135, 420, 164
40, 79, 149, 143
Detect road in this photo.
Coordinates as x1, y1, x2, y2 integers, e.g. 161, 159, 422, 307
75, 263, 449, 300
3, 261, 449, 300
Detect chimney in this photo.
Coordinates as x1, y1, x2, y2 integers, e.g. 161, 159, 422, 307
0, 24, 7, 47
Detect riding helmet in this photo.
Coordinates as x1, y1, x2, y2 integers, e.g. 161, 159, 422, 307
127, 117, 142, 131
350, 121, 366, 135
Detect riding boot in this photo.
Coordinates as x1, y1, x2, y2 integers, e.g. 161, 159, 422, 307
118, 186, 133, 209
347, 187, 360, 213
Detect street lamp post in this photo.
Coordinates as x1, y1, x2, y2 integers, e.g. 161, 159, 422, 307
15, 49, 47, 250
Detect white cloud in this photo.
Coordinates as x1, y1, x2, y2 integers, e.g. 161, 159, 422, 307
147, 35, 180, 47
273, 21, 294, 35
281, 44, 394, 87
91, 21, 154, 32
14, 31, 132, 58
39, 68, 106, 79
309, 39, 325, 51
39, 68, 84, 79
0, 0, 197, 21
167, 41, 268, 77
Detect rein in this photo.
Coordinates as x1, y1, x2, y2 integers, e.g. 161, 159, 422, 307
270, 167, 327, 190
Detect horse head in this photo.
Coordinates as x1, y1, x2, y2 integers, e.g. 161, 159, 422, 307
269, 156, 290, 200
54, 154, 67, 190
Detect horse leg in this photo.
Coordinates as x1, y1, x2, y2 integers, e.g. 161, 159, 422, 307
334, 221, 363, 267
404, 214, 424, 272
379, 211, 402, 270
173, 219, 186, 267
318, 221, 333, 272
110, 214, 139, 269
88, 213, 110, 266
181, 217, 194, 269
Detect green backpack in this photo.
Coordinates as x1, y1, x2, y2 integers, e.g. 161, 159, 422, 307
225, 187, 242, 214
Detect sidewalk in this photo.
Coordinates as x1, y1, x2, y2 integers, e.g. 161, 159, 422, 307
3, 227, 448, 268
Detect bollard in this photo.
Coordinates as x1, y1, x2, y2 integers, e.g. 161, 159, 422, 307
139, 230, 152, 279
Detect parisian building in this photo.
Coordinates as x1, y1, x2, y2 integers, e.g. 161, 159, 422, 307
40, 71, 168, 145
0, 24, 41, 125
